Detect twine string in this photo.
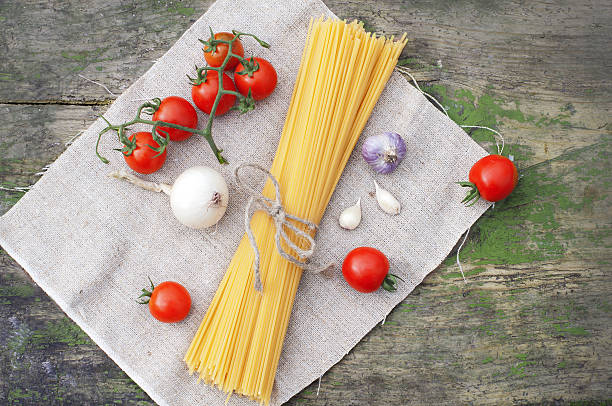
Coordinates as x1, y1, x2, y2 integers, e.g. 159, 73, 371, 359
395, 66, 506, 282
235, 163, 330, 291
78, 74, 117, 97
395, 66, 504, 155
455, 226, 470, 283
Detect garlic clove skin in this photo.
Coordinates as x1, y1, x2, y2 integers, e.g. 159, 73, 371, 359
339, 198, 362, 230
374, 180, 401, 215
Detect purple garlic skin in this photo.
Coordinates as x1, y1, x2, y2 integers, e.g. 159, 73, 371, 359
361, 132, 407, 174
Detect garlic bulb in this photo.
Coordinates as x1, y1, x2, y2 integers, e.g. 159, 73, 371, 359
374, 180, 401, 215
362, 132, 407, 174
339, 198, 362, 230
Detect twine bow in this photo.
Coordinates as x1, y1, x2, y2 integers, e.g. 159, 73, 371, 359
234, 163, 329, 291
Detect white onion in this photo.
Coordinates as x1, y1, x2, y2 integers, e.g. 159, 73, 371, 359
169, 166, 228, 229
109, 166, 229, 229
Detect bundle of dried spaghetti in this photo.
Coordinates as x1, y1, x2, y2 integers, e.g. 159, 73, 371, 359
185, 17, 406, 404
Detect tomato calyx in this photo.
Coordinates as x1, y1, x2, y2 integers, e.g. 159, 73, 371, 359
457, 181, 480, 206
199, 27, 222, 55
140, 97, 161, 115
381, 273, 403, 292
235, 56, 260, 78
232, 89, 255, 113
187, 65, 211, 86
136, 277, 156, 304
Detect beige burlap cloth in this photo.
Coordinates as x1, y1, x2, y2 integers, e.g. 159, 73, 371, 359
0, 0, 491, 404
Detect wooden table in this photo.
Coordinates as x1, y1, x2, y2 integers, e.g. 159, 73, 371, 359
1, 1, 610, 404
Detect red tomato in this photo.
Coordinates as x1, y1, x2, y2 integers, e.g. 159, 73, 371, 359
191, 71, 236, 116
146, 281, 191, 323
342, 247, 399, 293
234, 57, 277, 101
151, 96, 198, 142
468, 154, 518, 202
204, 32, 244, 71
123, 132, 166, 174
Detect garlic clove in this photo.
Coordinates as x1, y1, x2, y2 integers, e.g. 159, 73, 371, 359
339, 198, 362, 230
374, 180, 401, 215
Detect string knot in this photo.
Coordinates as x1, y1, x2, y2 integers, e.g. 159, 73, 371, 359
270, 203, 284, 219
234, 163, 332, 292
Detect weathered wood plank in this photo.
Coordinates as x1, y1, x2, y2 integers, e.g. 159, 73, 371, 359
0, 0, 610, 405
0, 0, 215, 103
0, 104, 104, 215
2, 0, 610, 103
1, 251, 150, 405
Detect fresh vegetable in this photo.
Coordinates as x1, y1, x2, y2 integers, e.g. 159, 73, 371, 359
374, 180, 401, 215
234, 57, 278, 101
362, 132, 406, 174
459, 154, 518, 205
191, 71, 237, 116
109, 166, 229, 229
339, 198, 362, 230
96, 97, 226, 164
137, 278, 191, 323
151, 96, 198, 142
170, 166, 229, 229
342, 247, 401, 292
202, 31, 245, 71
96, 30, 271, 165
123, 132, 167, 174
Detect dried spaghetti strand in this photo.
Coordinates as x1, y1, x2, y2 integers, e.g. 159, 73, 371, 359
185, 17, 406, 405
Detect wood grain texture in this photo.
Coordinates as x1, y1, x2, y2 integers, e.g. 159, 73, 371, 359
1, 0, 610, 405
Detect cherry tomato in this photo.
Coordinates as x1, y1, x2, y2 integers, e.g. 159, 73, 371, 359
342, 247, 399, 293
462, 154, 518, 204
234, 57, 278, 101
123, 132, 166, 174
151, 96, 198, 142
191, 71, 236, 116
139, 280, 191, 323
204, 32, 244, 71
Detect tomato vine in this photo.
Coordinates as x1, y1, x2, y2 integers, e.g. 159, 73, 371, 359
96, 29, 270, 165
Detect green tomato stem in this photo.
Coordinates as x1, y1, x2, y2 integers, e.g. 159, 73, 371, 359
381, 273, 403, 292
96, 29, 268, 165
457, 181, 481, 206
136, 277, 155, 304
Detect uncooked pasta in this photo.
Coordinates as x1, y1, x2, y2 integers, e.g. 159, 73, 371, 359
185, 16, 406, 405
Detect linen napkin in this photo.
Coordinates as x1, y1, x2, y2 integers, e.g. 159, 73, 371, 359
0, 0, 490, 404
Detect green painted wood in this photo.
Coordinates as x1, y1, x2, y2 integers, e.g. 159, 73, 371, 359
1, 0, 610, 404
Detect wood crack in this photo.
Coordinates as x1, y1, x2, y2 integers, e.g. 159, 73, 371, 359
0, 99, 114, 106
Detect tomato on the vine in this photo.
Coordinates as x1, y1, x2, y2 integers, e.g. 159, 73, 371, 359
151, 96, 198, 142
204, 32, 244, 71
191, 71, 236, 116
460, 154, 518, 205
138, 279, 191, 323
234, 57, 277, 101
342, 247, 400, 293
123, 132, 166, 174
